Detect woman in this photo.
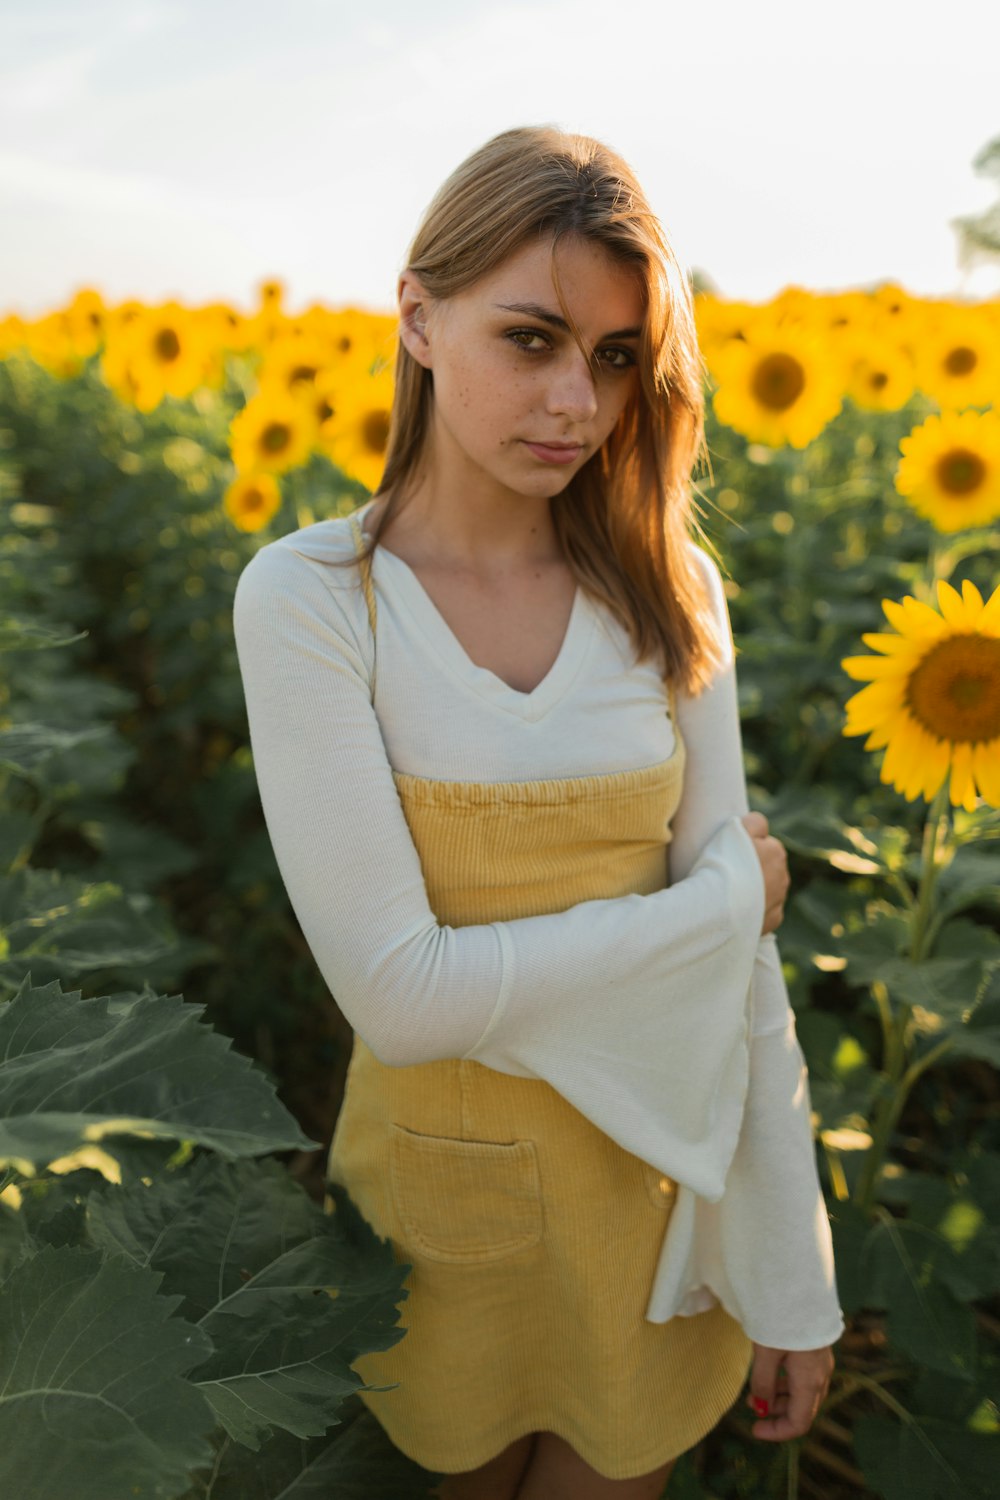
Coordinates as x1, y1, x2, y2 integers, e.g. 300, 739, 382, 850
233, 126, 844, 1499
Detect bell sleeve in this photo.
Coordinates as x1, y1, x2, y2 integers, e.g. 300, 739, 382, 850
642, 549, 845, 1350
232, 536, 765, 1206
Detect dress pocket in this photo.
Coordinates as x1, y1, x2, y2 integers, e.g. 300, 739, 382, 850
389, 1122, 544, 1264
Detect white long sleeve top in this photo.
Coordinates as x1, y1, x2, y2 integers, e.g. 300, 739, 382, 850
232, 503, 845, 1351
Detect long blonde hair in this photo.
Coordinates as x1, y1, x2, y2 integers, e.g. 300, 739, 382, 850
337, 124, 725, 694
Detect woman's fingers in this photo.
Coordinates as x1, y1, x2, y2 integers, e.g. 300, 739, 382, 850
740, 811, 769, 839
747, 1346, 834, 1442
739, 816, 790, 932
763, 899, 786, 934
750, 1378, 824, 1441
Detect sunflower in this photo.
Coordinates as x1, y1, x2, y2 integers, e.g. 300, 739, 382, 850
18, 311, 86, 379
102, 301, 213, 411
258, 333, 336, 401
65, 288, 107, 360
894, 408, 1000, 533
223, 472, 282, 532
707, 315, 846, 449
911, 304, 999, 411
841, 328, 916, 414
229, 388, 319, 475
316, 363, 395, 492
842, 579, 1000, 810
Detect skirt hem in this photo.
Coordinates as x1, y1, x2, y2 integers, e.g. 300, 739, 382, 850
356, 1347, 751, 1482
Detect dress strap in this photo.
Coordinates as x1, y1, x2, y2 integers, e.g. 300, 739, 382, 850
348, 512, 378, 705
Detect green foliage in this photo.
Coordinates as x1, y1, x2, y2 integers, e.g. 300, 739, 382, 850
0, 474, 440, 1498
0, 976, 317, 1175
0, 979, 436, 1499
1, 352, 999, 1499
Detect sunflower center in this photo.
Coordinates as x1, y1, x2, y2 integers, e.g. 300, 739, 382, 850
156, 328, 181, 363
289, 364, 319, 387
362, 409, 391, 454
751, 352, 805, 412
936, 447, 986, 496
260, 421, 292, 454
906, 634, 1000, 743
244, 487, 264, 511
945, 346, 976, 377
868, 370, 889, 392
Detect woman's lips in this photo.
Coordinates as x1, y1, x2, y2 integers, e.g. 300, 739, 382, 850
523, 441, 583, 465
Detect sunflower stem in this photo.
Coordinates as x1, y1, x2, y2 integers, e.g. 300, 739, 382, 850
853, 1065, 908, 1217
870, 980, 895, 1065
909, 783, 951, 962
853, 784, 952, 1216
901, 1036, 955, 1093
928, 537, 950, 586
785, 1437, 801, 1500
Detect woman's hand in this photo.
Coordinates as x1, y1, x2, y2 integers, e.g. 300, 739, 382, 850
745, 1342, 835, 1441
740, 812, 790, 935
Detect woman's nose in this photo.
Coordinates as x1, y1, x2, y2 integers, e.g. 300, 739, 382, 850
546, 351, 599, 422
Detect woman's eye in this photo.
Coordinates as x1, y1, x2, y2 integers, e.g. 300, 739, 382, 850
507, 329, 549, 353
599, 347, 636, 370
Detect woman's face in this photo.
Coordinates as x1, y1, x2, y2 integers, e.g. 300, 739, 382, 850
403, 234, 645, 505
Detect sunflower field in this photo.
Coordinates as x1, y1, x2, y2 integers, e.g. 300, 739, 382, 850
0, 277, 998, 1500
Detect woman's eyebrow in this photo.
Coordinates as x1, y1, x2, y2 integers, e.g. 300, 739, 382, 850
495, 301, 642, 340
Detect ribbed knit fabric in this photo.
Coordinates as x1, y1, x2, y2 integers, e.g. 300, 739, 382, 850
232, 503, 846, 1475
327, 757, 753, 1481
321, 520, 752, 1479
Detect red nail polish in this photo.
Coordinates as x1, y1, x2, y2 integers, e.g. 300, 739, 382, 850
752, 1397, 770, 1416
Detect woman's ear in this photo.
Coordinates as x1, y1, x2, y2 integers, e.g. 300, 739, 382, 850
398, 270, 434, 369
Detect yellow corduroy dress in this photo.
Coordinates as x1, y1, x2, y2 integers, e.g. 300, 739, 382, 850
324, 515, 753, 1481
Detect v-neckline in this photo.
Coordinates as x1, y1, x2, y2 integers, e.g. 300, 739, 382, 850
357, 510, 596, 724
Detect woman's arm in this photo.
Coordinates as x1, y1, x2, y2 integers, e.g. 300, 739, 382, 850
648, 546, 844, 1352
232, 538, 765, 1200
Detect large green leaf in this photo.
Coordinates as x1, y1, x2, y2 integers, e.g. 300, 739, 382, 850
0, 976, 318, 1175
195, 1407, 439, 1498
87, 1159, 411, 1449
827, 1199, 883, 1315
933, 847, 1000, 926
0, 805, 43, 873
0, 1244, 215, 1500
841, 918, 994, 1022
0, 866, 211, 992
795, 1009, 880, 1129
868, 1214, 978, 1381
877, 1171, 1000, 1303
854, 1414, 1000, 1500
0, 721, 117, 779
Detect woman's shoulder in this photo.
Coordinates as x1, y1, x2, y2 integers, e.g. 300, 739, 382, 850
258, 514, 360, 569
236, 515, 364, 596
232, 514, 373, 660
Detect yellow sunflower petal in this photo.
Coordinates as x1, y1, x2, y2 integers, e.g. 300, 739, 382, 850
906, 724, 948, 802
949, 743, 978, 811
980, 585, 1000, 633
921, 734, 952, 799
894, 731, 927, 799
841, 655, 908, 680
893, 597, 949, 638
844, 680, 906, 724
936, 578, 971, 629
973, 740, 1000, 807
860, 632, 921, 656
960, 578, 985, 614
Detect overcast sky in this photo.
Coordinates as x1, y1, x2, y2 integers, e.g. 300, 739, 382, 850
2, 0, 999, 321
